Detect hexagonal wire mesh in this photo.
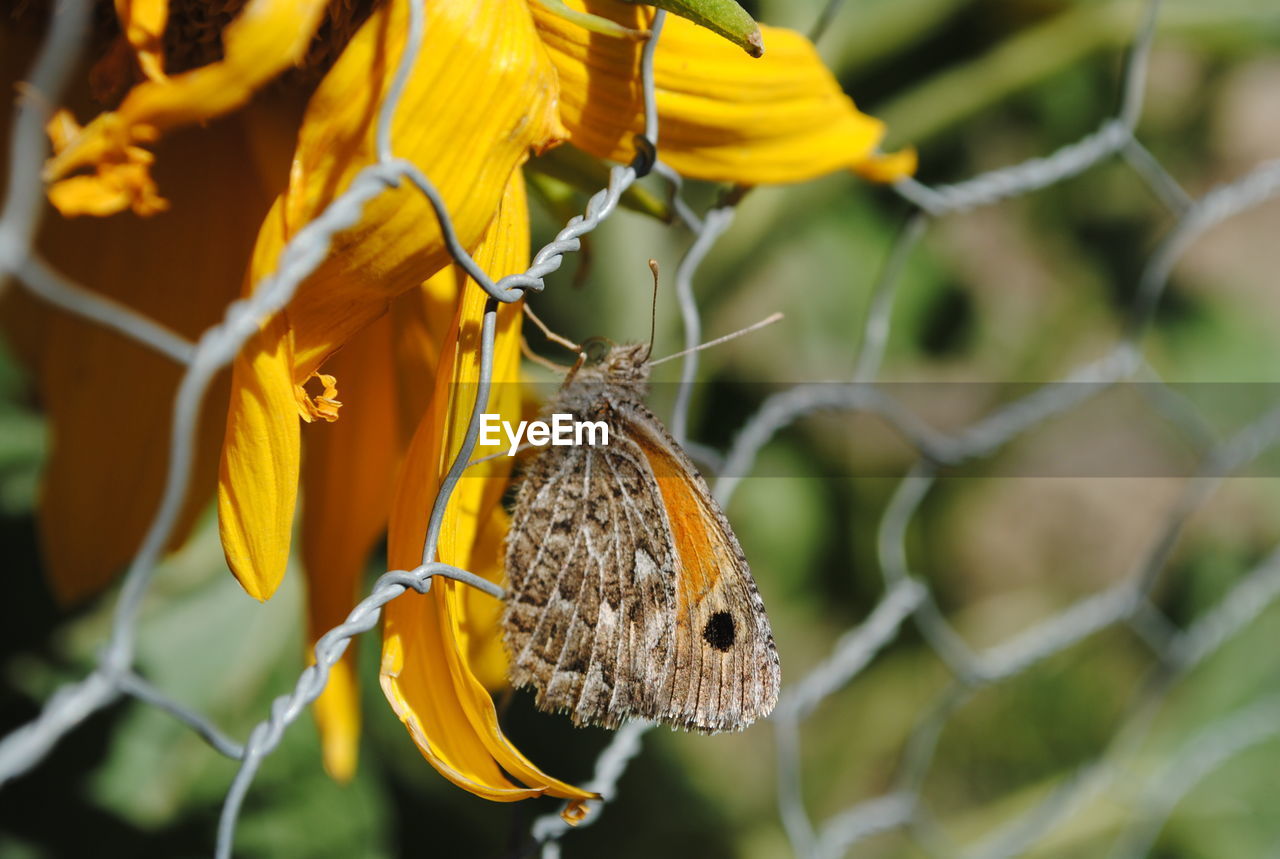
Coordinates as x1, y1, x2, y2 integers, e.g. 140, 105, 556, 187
3, 0, 1280, 856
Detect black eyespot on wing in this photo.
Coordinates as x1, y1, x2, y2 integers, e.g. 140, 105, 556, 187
702, 611, 736, 651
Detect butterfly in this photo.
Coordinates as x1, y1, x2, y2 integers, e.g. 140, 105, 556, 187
502, 336, 780, 733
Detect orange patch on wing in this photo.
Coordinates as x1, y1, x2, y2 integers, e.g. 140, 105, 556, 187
636, 435, 719, 607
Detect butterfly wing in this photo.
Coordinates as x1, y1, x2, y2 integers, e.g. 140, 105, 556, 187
503, 401, 779, 732
621, 404, 780, 731
504, 437, 678, 729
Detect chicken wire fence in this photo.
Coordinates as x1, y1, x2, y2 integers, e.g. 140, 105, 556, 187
2, 0, 1280, 857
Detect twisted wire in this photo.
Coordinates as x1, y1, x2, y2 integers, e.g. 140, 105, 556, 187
217, 8, 670, 857
0, 1, 672, 852
1, 1, 1279, 858
744, 2, 1280, 854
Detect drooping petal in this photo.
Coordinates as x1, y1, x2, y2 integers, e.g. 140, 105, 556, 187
44, 0, 331, 215
300, 312, 398, 781
460, 504, 517, 693
0, 105, 283, 602
217, 296, 300, 602
44, 109, 167, 216
532, 0, 916, 184
299, 274, 457, 781
217, 0, 564, 600
297, 242, 478, 779
381, 172, 594, 814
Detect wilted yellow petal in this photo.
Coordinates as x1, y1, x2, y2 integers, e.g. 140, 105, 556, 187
302, 274, 461, 781
115, 0, 168, 81
45, 157, 168, 217
45, 0, 330, 215
217, 0, 563, 601
300, 312, 399, 781
0, 105, 280, 602
43, 110, 169, 217
299, 371, 342, 423
533, 0, 915, 184
382, 173, 594, 812
460, 505, 516, 692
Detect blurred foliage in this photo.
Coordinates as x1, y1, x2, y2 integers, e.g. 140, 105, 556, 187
5, 0, 1280, 857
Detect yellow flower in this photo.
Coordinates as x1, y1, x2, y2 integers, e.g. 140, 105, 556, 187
7, 0, 914, 812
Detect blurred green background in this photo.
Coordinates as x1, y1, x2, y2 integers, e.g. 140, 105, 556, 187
4, 0, 1280, 856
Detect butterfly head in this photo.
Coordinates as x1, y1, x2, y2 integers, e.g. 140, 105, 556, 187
574, 338, 652, 385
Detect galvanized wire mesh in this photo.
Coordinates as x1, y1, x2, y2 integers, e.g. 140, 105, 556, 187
2, 0, 1279, 856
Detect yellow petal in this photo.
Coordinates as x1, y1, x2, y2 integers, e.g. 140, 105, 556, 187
217, 304, 299, 602
45, 0, 331, 214
43, 111, 168, 217
216, 0, 564, 601
302, 274, 460, 781
300, 312, 398, 781
533, 0, 915, 184
382, 172, 594, 812
115, 0, 168, 81
45, 164, 167, 218
460, 505, 516, 693
388, 275, 458, 442
310, 656, 360, 782
855, 147, 920, 183
283, 0, 565, 378
0, 106, 281, 601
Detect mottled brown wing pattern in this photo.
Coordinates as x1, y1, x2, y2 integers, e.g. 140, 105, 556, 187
503, 392, 780, 732
503, 429, 679, 729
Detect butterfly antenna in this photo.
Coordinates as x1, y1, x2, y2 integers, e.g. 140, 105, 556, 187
523, 303, 580, 354
648, 312, 784, 367
644, 258, 660, 361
